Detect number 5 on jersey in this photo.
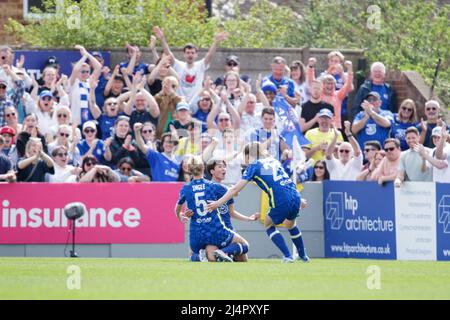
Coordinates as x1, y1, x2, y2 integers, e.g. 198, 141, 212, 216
194, 192, 208, 216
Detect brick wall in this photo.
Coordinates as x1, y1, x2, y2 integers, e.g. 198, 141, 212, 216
386, 70, 446, 121
0, 0, 24, 44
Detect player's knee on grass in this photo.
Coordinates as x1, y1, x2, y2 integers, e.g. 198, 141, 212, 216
233, 234, 249, 250
205, 245, 218, 262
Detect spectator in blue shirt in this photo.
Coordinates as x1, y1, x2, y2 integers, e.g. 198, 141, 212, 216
134, 122, 180, 182
351, 62, 397, 120
90, 51, 109, 109
390, 99, 419, 151
352, 91, 393, 151
262, 56, 300, 107
76, 120, 105, 164
119, 44, 150, 79
88, 77, 125, 140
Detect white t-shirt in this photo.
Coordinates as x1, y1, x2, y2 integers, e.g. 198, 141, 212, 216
46, 164, 76, 183
433, 144, 450, 183
173, 58, 209, 102
325, 153, 363, 181
239, 102, 263, 140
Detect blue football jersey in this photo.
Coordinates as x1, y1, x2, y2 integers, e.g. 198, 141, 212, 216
242, 157, 297, 208
146, 149, 180, 182
215, 183, 235, 230
177, 178, 232, 231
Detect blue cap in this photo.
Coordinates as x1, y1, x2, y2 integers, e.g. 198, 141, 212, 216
318, 108, 333, 118
39, 90, 53, 100
176, 101, 190, 112
261, 80, 277, 94
92, 51, 103, 59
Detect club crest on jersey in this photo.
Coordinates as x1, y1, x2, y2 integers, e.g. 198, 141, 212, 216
218, 204, 228, 215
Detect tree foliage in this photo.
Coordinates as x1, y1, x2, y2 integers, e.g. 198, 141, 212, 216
5, 0, 218, 48
5, 0, 449, 106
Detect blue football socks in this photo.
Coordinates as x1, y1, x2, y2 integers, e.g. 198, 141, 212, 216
289, 225, 306, 258
266, 226, 291, 258
222, 243, 248, 256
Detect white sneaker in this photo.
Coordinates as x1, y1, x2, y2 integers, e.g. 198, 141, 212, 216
282, 256, 295, 263
214, 249, 233, 262
199, 249, 208, 262
298, 254, 310, 263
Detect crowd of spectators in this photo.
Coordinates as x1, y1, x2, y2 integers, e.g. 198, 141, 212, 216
0, 29, 448, 185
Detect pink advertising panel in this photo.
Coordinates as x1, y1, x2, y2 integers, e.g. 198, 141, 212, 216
0, 183, 185, 244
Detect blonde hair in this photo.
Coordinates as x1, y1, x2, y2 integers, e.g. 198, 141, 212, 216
56, 106, 72, 123
224, 71, 241, 88
188, 155, 204, 177
163, 76, 179, 89
25, 137, 42, 157
320, 74, 336, 84
327, 51, 344, 62
399, 99, 418, 122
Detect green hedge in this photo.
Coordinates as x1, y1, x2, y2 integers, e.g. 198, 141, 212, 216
6, 0, 449, 107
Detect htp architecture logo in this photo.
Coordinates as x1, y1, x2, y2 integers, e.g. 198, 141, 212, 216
325, 192, 345, 230
325, 191, 394, 232
438, 195, 450, 234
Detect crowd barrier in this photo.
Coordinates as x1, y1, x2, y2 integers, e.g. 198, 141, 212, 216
0, 181, 448, 261
0, 183, 184, 244
324, 181, 450, 261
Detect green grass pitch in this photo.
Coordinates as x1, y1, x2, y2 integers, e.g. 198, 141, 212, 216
0, 257, 449, 299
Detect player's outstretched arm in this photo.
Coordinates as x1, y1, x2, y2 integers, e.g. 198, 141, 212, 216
229, 204, 259, 222
206, 179, 249, 212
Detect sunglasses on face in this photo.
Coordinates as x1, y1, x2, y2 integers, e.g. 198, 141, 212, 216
41, 96, 53, 102
84, 129, 96, 134
59, 132, 70, 138
120, 166, 132, 172
85, 161, 95, 166
0, 85, 7, 89
367, 98, 378, 103
384, 147, 396, 152
56, 153, 68, 158
401, 107, 413, 112
339, 149, 351, 154
142, 129, 153, 134
5, 113, 16, 117
426, 107, 437, 111
227, 62, 238, 67
201, 98, 211, 102
314, 166, 325, 169
57, 114, 68, 118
